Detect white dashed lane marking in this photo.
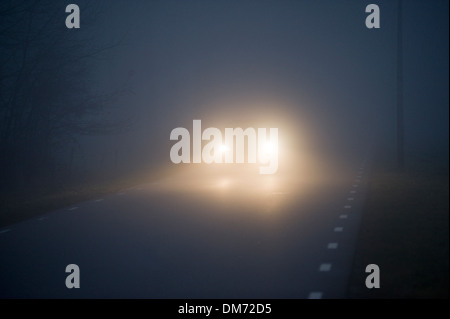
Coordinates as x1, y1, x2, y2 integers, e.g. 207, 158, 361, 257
117, 192, 125, 196
311, 162, 367, 297
308, 292, 323, 299
37, 217, 47, 221
94, 199, 104, 202
0, 229, 11, 234
319, 263, 332, 272
327, 243, 338, 249
68, 207, 78, 211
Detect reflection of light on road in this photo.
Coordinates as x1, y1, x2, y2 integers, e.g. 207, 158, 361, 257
217, 178, 231, 189
261, 176, 278, 192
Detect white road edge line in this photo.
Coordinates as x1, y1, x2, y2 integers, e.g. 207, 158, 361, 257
319, 263, 332, 272
327, 243, 338, 249
0, 229, 11, 234
308, 292, 323, 299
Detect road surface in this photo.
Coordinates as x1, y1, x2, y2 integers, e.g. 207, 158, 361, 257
0, 158, 369, 298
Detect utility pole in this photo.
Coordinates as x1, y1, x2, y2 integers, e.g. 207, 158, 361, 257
397, 0, 404, 169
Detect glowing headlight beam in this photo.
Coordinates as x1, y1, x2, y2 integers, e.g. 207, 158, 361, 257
170, 120, 279, 174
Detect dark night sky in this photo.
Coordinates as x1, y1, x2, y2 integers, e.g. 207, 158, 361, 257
81, 0, 448, 172
2, 0, 448, 180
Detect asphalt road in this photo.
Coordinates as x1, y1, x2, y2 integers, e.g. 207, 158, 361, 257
0, 159, 369, 299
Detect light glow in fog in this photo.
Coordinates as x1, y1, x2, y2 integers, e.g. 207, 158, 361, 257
170, 120, 278, 174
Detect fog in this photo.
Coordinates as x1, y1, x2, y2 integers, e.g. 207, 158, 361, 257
0, 0, 448, 193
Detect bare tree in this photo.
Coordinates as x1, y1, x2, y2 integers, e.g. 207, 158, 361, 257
0, 0, 131, 192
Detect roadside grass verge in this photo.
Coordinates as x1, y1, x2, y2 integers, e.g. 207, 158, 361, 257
0, 171, 156, 228
348, 158, 449, 298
